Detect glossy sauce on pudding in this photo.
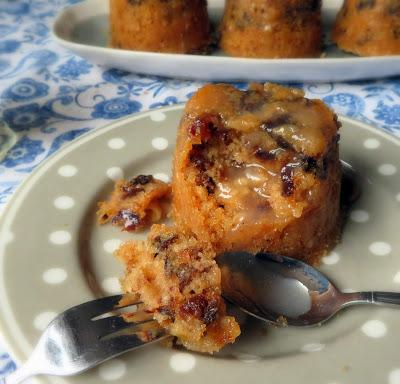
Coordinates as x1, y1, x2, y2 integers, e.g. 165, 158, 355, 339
173, 82, 341, 264
187, 84, 337, 225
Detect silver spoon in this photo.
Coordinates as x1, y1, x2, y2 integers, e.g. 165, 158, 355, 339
219, 251, 400, 326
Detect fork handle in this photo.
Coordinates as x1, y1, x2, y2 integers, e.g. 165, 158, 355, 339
343, 291, 400, 307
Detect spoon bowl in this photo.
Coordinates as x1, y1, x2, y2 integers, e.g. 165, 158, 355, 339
219, 251, 400, 326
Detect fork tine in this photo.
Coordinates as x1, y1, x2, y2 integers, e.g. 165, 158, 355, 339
65, 295, 124, 319
100, 332, 167, 357
93, 315, 155, 338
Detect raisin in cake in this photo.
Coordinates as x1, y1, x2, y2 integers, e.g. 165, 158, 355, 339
220, 0, 322, 58
332, 0, 400, 56
110, 0, 211, 53
172, 83, 341, 265
117, 224, 240, 353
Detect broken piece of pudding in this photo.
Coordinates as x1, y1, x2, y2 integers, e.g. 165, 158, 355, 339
117, 224, 240, 353
172, 83, 342, 265
97, 175, 171, 232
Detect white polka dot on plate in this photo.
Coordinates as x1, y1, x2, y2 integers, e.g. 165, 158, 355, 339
43, 268, 68, 284
363, 138, 381, 149
378, 164, 397, 176
389, 369, 400, 384
361, 320, 387, 338
169, 353, 196, 373
152, 137, 169, 151
350, 210, 369, 223
102, 277, 121, 295
150, 111, 166, 122
58, 165, 77, 177
393, 271, 400, 284
237, 353, 262, 363
153, 173, 170, 183
53, 196, 75, 210
108, 138, 126, 150
322, 252, 340, 265
301, 343, 325, 353
104, 239, 123, 254
34, 311, 57, 331
98, 359, 127, 381
369, 242, 392, 256
106, 167, 124, 181
49, 230, 72, 245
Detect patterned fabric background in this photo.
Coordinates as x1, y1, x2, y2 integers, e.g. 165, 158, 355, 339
0, 0, 399, 377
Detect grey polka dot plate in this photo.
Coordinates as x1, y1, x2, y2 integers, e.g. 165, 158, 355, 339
0, 105, 400, 384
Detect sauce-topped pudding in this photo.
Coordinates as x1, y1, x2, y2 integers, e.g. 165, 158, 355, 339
220, 0, 323, 58
333, 0, 400, 56
172, 83, 342, 264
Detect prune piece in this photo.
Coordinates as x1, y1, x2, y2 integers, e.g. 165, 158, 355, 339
195, 173, 216, 194
387, 2, 400, 16
261, 114, 293, 131
164, 255, 195, 291
357, 0, 376, 10
112, 209, 141, 231
260, 118, 296, 151
301, 156, 328, 179
281, 164, 296, 196
218, 128, 234, 145
158, 306, 175, 320
306, 0, 321, 12
290, 0, 321, 13
255, 148, 276, 160
176, 264, 196, 291
120, 175, 154, 198
239, 90, 268, 112
180, 294, 219, 324
132, 175, 153, 185
188, 114, 220, 143
189, 144, 212, 171
153, 234, 178, 252
394, 25, 400, 39
121, 184, 144, 198
203, 298, 219, 325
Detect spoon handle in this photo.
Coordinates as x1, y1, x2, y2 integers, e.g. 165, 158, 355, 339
344, 291, 400, 307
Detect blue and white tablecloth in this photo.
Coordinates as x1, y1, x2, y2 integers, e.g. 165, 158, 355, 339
0, 0, 400, 377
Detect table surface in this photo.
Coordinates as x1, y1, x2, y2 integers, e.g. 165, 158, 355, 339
0, 0, 400, 378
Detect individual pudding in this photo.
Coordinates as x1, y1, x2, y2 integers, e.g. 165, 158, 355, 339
172, 83, 342, 265
110, 0, 211, 53
332, 0, 400, 56
220, 0, 323, 58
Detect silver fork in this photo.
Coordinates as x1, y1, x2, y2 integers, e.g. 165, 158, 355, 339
1, 295, 167, 384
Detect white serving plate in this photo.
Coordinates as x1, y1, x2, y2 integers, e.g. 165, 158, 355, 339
52, 0, 400, 82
